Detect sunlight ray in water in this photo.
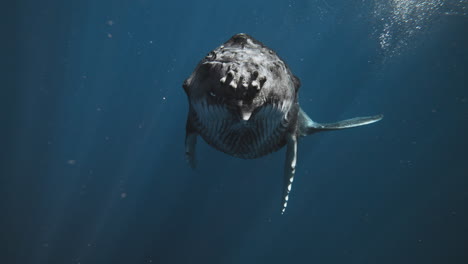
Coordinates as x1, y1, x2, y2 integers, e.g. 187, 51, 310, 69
372, 0, 467, 57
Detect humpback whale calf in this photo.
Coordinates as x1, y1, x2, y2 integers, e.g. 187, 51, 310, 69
182, 33, 382, 214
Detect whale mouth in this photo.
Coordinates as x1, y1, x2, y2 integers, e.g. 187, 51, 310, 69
191, 98, 292, 135
192, 97, 291, 122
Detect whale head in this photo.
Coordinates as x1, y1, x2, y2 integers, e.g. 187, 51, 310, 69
183, 33, 299, 122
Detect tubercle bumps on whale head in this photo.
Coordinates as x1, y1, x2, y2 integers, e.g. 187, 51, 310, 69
218, 66, 266, 98
184, 33, 297, 121
202, 34, 279, 99
208, 63, 266, 121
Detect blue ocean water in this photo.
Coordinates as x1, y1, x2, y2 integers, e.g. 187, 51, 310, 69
2, 0, 467, 263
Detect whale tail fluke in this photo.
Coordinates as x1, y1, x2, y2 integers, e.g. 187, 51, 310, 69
298, 108, 383, 136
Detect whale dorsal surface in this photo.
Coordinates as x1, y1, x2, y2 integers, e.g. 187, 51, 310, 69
183, 33, 382, 214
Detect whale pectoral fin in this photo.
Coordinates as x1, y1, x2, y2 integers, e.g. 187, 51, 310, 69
311, 115, 384, 130
185, 118, 198, 169
281, 133, 297, 214
298, 108, 383, 136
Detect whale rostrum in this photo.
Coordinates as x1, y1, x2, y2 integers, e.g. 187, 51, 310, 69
182, 33, 383, 214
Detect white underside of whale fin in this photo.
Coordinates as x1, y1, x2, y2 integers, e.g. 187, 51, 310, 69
281, 133, 297, 214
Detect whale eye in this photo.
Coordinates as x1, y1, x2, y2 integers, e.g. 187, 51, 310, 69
208, 91, 216, 97
205, 51, 216, 61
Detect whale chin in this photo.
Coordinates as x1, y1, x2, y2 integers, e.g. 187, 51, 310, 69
190, 100, 291, 159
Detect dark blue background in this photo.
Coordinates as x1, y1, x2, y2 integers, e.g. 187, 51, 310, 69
2, 0, 467, 263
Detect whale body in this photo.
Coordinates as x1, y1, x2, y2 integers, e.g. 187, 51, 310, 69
183, 33, 382, 213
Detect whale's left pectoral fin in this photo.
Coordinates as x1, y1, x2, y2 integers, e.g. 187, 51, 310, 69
298, 108, 383, 136
185, 118, 197, 169
281, 133, 297, 214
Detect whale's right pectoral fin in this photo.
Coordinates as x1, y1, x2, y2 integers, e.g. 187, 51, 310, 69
185, 117, 197, 168
281, 133, 297, 214
298, 108, 383, 136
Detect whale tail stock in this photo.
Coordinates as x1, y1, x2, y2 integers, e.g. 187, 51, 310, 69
298, 108, 383, 136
